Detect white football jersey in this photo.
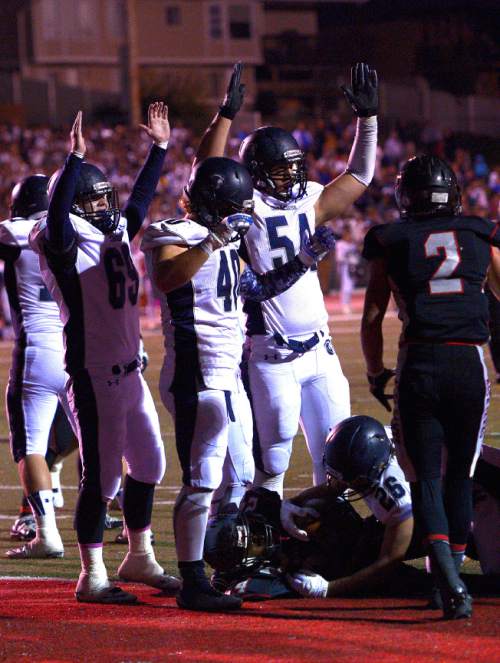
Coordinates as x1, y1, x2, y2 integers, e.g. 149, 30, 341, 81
363, 455, 413, 526
29, 214, 140, 373
141, 219, 244, 391
0, 217, 63, 341
242, 182, 327, 338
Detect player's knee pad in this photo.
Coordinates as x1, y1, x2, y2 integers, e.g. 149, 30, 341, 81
260, 444, 292, 477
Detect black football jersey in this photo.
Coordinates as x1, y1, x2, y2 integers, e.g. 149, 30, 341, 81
363, 215, 500, 343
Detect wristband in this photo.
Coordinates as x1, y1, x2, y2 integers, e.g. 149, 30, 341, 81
155, 140, 169, 150
71, 151, 85, 159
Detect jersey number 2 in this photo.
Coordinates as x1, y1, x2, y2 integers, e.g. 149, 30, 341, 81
424, 231, 463, 295
104, 245, 139, 309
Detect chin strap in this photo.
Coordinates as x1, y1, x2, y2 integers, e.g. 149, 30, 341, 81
346, 115, 377, 187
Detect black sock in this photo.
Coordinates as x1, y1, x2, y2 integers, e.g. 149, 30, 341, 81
178, 560, 211, 590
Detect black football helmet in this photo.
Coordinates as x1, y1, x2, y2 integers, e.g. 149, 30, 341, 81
395, 155, 461, 218
185, 157, 254, 238
239, 126, 307, 203
323, 416, 392, 499
49, 162, 120, 234
204, 511, 281, 573
10, 174, 49, 219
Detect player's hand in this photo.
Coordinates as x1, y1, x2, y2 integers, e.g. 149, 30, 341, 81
341, 62, 378, 117
70, 110, 86, 156
280, 500, 320, 541
223, 212, 253, 238
286, 570, 329, 598
139, 102, 170, 145
367, 367, 395, 411
219, 62, 245, 120
298, 226, 336, 267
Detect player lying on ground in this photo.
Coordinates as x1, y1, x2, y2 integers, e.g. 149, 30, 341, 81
203, 416, 500, 610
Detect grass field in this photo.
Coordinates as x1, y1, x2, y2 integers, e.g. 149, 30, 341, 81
1, 296, 499, 581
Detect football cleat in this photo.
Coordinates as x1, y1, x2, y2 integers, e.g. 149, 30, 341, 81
10, 514, 36, 541
117, 551, 181, 595
104, 513, 123, 530
75, 574, 137, 605
6, 538, 64, 559
176, 584, 243, 612
442, 585, 473, 620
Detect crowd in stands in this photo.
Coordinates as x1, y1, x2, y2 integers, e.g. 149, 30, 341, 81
0, 116, 498, 326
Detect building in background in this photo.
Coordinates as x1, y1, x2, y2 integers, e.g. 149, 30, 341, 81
0, 0, 498, 135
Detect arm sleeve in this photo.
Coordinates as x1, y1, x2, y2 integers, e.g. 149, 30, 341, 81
124, 144, 167, 241
46, 153, 80, 255
345, 116, 377, 187
239, 256, 308, 302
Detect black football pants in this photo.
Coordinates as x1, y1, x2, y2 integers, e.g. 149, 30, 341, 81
393, 343, 489, 545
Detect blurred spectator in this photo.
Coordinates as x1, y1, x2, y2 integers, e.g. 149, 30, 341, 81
0, 117, 497, 322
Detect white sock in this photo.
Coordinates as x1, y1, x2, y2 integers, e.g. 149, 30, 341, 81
174, 487, 212, 561
252, 469, 285, 498
79, 544, 107, 580
29, 489, 59, 541
127, 527, 154, 556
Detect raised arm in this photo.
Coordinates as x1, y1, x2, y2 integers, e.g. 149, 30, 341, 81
314, 63, 378, 226
46, 111, 85, 255
124, 102, 170, 240
192, 62, 245, 167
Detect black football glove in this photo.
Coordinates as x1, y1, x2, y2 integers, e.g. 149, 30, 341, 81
341, 62, 378, 117
219, 62, 245, 120
367, 368, 395, 412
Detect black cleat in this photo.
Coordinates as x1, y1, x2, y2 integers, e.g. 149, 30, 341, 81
442, 586, 473, 620
176, 584, 242, 612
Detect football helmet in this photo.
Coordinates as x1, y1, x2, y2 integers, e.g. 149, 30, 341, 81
185, 157, 254, 238
395, 155, 461, 218
239, 126, 307, 203
10, 174, 49, 219
48, 162, 120, 234
204, 511, 281, 573
323, 416, 392, 499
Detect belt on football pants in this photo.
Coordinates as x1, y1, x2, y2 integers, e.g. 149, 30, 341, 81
273, 331, 320, 354
111, 357, 140, 376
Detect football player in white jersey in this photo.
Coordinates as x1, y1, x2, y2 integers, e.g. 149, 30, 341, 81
283, 416, 415, 598
141, 155, 336, 612
30, 106, 180, 604
1, 175, 73, 559
194, 62, 378, 496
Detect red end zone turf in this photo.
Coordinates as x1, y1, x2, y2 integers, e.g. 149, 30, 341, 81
0, 580, 498, 663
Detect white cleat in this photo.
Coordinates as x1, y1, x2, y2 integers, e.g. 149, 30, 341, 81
117, 551, 182, 595
6, 538, 64, 559
75, 573, 137, 604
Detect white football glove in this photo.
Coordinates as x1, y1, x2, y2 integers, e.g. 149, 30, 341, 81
298, 226, 336, 267
280, 500, 319, 541
286, 570, 329, 598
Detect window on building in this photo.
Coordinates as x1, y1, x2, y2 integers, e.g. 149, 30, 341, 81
165, 5, 181, 26
229, 5, 251, 39
209, 4, 222, 40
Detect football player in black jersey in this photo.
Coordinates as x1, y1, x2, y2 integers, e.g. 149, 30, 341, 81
361, 154, 500, 620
